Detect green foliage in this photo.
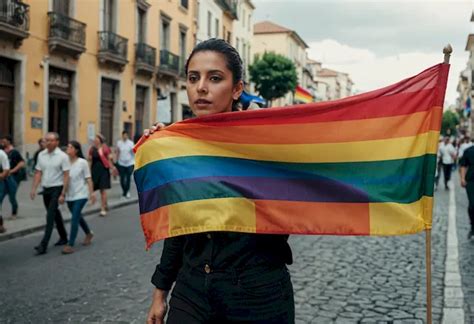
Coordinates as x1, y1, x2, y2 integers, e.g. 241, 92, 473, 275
249, 52, 297, 105
441, 110, 459, 136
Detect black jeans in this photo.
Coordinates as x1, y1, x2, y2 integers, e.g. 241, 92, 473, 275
40, 186, 68, 248
442, 163, 453, 187
466, 182, 474, 231
167, 264, 295, 324
117, 164, 134, 196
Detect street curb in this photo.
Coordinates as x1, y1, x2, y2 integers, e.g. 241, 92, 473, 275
0, 199, 138, 243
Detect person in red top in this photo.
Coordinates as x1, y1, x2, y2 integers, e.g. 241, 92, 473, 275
88, 134, 116, 216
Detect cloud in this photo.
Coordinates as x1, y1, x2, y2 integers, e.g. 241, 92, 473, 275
308, 39, 467, 105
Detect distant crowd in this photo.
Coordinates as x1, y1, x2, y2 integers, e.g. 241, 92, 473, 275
0, 131, 135, 255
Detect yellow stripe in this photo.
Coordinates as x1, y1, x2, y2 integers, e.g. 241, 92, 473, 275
168, 198, 257, 236
369, 196, 432, 235
136, 131, 439, 169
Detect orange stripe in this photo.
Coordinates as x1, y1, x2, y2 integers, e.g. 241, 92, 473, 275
255, 200, 370, 235
141, 207, 169, 249
150, 107, 442, 144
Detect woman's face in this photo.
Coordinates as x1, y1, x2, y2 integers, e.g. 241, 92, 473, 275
186, 51, 243, 117
66, 144, 76, 157
94, 136, 101, 146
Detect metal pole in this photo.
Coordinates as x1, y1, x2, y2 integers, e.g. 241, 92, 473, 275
425, 228, 432, 324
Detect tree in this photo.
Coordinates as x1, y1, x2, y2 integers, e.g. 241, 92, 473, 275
441, 110, 459, 136
249, 52, 297, 106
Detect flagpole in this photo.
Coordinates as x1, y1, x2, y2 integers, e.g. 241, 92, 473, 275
425, 44, 453, 324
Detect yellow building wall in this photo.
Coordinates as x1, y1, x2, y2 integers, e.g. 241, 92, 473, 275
1, 0, 196, 156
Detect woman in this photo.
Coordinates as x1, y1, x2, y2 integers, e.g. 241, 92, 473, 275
62, 141, 95, 254
88, 134, 115, 216
145, 39, 294, 324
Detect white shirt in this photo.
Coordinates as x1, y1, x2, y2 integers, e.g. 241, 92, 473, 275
66, 158, 91, 201
438, 143, 457, 164
458, 142, 473, 159
0, 149, 10, 172
117, 139, 135, 167
35, 147, 70, 188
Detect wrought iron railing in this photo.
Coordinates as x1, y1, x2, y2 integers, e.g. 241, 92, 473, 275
98, 31, 128, 59
0, 0, 29, 31
159, 49, 180, 74
48, 12, 85, 46
136, 43, 156, 67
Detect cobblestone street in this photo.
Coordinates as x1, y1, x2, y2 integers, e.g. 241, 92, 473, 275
0, 185, 470, 323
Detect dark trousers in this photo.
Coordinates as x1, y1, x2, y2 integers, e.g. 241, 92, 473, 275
2, 176, 19, 215
167, 265, 295, 324
466, 182, 474, 231
117, 164, 134, 196
442, 163, 453, 187
67, 199, 91, 246
40, 186, 68, 248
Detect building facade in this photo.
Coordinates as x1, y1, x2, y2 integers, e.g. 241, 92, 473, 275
252, 20, 310, 106
0, 0, 195, 159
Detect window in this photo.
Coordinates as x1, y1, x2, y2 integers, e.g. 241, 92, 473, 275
248, 14, 251, 31
137, 8, 146, 43
180, 0, 189, 9
207, 11, 212, 38
160, 17, 170, 50
242, 9, 245, 27
215, 18, 219, 38
236, 38, 239, 53
53, 0, 70, 16
179, 29, 187, 71
104, 0, 116, 31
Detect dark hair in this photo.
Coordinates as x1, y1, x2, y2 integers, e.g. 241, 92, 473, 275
185, 38, 243, 111
96, 133, 105, 144
68, 140, 84, 159
122, 130, 128, 136
2, 135, 13, 144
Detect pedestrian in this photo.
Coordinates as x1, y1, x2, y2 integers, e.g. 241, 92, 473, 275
460, 142, 474, 239
144, 39, 294, 324
458, 136, 472, 160
30, 132, 70, 255
1, 135, 26, 219
33, 137, 46, 170
116, 130, 135, 199
0, 147, 10, 233
88, 134, 116, 216
438, 136, 457, 190
61, 141, 95, 254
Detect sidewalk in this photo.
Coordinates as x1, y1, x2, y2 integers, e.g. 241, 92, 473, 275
0, 176, 138, 242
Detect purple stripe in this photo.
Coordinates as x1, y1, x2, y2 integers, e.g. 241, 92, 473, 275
139, 176, 369, 214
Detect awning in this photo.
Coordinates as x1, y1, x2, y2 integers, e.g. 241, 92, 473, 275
240, 90, 266, 109
294, 85, 313, 103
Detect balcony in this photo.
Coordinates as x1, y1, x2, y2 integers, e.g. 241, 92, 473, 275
217, 0, 238, 19
0, 0, 29, 48
97, 31, 128, 70
135, 43, 156, 75
157, 49, 180, 78
48, 12, 86, 58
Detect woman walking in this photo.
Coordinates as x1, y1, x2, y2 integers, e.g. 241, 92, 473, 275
88, 134, 115, 216
62, 141, 95, 254
145, 39, 294, 324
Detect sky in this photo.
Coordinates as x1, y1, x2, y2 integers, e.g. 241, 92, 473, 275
253, 0, 472, 106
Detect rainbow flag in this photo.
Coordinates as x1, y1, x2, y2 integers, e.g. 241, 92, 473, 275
294, 85, 313, 103
134, 63, 449, 249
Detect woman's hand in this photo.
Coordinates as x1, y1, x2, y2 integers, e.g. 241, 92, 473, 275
146, 289, 168, 324
144, 123, 166, 137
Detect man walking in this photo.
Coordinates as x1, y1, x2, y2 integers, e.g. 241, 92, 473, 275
1, 135, 26, 219
438, 137, 457, 190
30, 132, 70, 255
116, 131, 135, 199
460, 143, 474, 240
0, 147, 10, 233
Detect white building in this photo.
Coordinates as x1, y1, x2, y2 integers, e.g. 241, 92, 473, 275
196, 0, 224, 43
233, 0, 255, 83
